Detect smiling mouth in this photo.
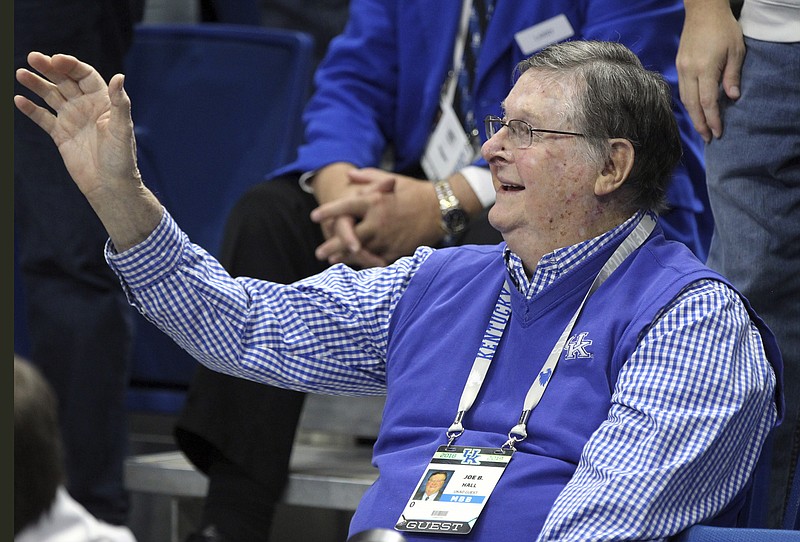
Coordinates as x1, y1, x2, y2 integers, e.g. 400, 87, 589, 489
500, 183, 524, 191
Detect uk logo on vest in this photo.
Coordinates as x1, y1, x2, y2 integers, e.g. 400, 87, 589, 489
564, 332, 593, 360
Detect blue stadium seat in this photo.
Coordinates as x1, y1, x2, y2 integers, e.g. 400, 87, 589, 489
786, 450, 800, 531
672, 434, 800, 541
121, 22, 314, 413
673, 526, 800, 541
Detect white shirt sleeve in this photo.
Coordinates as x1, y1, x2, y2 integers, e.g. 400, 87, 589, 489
459, 166, 495, 208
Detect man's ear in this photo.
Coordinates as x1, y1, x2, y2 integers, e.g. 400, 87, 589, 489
595, 138, 634, 196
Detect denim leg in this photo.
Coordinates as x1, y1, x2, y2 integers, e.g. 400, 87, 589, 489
705, 37, 800, 527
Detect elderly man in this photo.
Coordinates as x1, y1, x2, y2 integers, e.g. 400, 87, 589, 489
15, 40, 782, 541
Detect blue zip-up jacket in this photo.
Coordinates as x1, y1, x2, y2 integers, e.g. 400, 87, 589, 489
270, 0, 710, 256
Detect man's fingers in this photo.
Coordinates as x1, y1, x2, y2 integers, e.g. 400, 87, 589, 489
347, 250, 388, 269
332, 215, 362, 254
108, 74, 132, 128
679, 75, 712, 143
720, 56, 742, 102
26, 52, 85, 100
311, 197, 367, 223
51, 53, 109, 96
326, 246, 387, 268
348, 167, 396, 185
26, 52, 109, 102
315, 215, 361, 261
374, 177, 396, 193
697, 75, 723, 140
17, 52, 109, 117
13, 93, 57, 135
315, 236, 345, 261
16, 67, 68, 113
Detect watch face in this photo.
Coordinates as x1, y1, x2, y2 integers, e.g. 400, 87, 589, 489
444, 209, 468, 234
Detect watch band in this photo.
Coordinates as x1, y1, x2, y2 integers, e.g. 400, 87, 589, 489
434, 179, 468, 244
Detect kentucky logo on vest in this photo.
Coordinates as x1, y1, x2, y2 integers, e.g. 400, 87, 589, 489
564, 332, 593, 360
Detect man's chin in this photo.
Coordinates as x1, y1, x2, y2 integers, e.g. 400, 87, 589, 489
487, 207, 509, 235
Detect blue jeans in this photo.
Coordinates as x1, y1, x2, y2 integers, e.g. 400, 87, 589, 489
705, 37, 800, 528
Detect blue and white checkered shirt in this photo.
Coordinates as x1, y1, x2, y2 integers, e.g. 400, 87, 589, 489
108, 209, 777, 541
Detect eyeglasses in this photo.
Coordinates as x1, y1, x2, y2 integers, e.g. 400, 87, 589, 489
484, 115, 585, 149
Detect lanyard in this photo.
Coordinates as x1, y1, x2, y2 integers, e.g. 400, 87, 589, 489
446, 214, 656, 450
442, 0, 474, 107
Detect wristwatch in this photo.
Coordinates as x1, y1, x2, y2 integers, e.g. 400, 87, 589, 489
433, 178, 468, 244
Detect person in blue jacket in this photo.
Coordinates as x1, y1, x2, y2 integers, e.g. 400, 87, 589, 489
14, 39, 780, 541
178, 1, 713, 539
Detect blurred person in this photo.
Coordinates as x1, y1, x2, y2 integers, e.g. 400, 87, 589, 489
14, 38, 782, 541
14, 355, 137, 542
201, 0, 350, 67
13, 0, 145, 526
676, 0, 800, 527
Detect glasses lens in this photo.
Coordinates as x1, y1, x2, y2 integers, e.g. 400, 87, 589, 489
508, 120, 532, 148
485, 117, 500, 139
484, 117, 533, 148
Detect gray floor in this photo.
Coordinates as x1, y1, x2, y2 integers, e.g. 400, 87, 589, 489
127, 412, 354, 542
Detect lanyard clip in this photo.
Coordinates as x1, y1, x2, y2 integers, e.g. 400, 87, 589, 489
501, 423, 528, 451
446, 411, 466, 445
501, 411, 531, 451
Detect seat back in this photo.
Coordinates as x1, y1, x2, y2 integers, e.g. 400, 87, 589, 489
122, 23, 314, 412
784, 447, 800, 530
672, 431, 800, 541
738, 428, 776, 528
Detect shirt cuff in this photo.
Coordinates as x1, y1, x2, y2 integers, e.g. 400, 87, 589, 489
299, 170, 317, 194
105, 208, 187, 292
460, 166, 495, 207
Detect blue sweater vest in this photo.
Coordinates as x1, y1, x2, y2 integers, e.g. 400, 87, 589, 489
348, 224, 782, 540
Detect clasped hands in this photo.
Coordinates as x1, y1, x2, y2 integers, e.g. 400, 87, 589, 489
309, 165, 446, 268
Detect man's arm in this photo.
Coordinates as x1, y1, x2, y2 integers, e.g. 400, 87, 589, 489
13, 50, 432, 396
14, 52, 162, 251
676, 0, 745, 141
107, 210, 433, 394
538, 280, 777, 541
